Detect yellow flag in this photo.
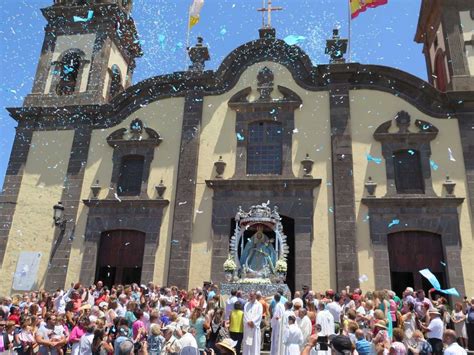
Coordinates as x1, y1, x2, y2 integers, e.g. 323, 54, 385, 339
189, 0, 204, 29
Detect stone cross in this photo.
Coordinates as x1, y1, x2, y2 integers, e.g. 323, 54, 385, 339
257, 0, 283, 28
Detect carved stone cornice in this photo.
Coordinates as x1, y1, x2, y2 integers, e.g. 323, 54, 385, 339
83, 198, 169, 210
206, 178, 321, 191
361, 196, 464, 208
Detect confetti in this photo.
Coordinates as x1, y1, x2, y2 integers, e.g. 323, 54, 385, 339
73, 10, 94, 23
388, 219, 400, 228
440, 261, 446, 267
430, 159, 439, 171
407, 149, 415, 155
366, 154, 382, 164
358, 274, 369, 283
236, 133, 245, 141
448, 148, 456, 162
178, 201, 187, 206
113, 193, 122, 202
220, 27, 227, 36
283, 35, 306, 46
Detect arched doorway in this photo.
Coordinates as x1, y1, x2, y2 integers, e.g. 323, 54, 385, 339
388, 231, 446, 296
95, 230, 146, 287
229, 215, 295, 292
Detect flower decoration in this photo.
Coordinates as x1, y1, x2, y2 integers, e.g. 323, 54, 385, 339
275, 259, 287, 273
223, 254, 237, 272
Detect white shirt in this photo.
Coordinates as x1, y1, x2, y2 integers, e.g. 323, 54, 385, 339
326, 301, 342, 323
179, 332, 198, 348
444, 342, 467, 355
427, 317, 444, 340
225, 296, 238, 320
78, 332, 94, 355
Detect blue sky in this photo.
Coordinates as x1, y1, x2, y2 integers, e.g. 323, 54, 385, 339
0, 0, 425, 187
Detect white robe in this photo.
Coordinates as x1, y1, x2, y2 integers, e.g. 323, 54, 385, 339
283, 323, 304, 355
297, 315, 312, 348
316, 309, 335, 336
270, 302, 285, 355
243, 300, 263, 355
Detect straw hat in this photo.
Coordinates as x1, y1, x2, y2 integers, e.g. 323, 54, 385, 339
374, 320, 387, 329
216, 338, 238, 355
429, 309, 441, 316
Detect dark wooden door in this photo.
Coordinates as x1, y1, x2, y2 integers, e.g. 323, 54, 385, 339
388, 231, 445, 296
96, 230, 145, 287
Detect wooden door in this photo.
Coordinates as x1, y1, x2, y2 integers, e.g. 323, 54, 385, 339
388, 231, 445, 296
96, 230, 145, 287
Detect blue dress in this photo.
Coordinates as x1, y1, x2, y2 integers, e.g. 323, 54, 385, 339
190, 316, 207, 350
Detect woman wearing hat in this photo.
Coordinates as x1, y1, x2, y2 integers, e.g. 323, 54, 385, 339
216, 338, 238, 355
372, 320, 390, 353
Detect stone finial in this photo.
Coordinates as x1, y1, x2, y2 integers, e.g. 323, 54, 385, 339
443, 176, 456, 197
365, 176, 377, 197
188, 36, 210, 72
395, 111, 411, 133
90, 180, 101, 199
325, 28, 348, 64
155, 180, 166, 199
301, 153, 314, 178
214, 156, 227, 178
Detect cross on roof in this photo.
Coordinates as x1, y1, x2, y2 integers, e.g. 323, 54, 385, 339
257, 0, 283, 28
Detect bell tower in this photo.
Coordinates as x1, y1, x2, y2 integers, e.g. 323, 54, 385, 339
415, 0, 474, 92
24, 0, 142, 107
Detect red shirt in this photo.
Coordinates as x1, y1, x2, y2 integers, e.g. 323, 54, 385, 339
7, 314, 20, 325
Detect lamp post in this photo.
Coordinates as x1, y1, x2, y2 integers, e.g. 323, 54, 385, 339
53, 202, 66, 230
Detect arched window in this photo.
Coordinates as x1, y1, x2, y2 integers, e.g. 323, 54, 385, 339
108, 64, 124, 99
117, 155, 144, 196
434, 50, 447, 92
393, 149, 424, 194
56, 51, 82, 96
247, 121, 282, 175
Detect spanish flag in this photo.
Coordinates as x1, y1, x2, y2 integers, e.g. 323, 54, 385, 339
351, 0, 388, 19
189, 0, 204, 29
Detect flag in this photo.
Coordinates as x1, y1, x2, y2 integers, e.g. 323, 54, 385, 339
351, 0, 388, 19
189, 0, 204, 29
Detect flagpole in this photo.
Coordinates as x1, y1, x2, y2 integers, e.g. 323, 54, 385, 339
348, 0, 352, 62
185, 5, 191, 70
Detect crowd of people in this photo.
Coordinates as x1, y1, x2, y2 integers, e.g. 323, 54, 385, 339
0, 281, 473, 355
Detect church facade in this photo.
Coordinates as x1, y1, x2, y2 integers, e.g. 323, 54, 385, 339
0, 0, 473, 297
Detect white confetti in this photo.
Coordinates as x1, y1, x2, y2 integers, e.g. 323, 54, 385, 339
448, 148, 456, 162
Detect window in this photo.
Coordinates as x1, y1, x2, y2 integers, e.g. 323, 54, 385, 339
108, 65, 124, 99
56, 52, 81, 96
247, 121, 282, 175
434, 51, 447, 92
117, 155, 144, 196
393, 149, 424, 194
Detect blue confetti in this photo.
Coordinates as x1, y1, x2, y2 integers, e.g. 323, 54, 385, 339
388, 219, 400, 228
430, 159, 439, 171
419, 268, 459, 297
220, 27, 227, 36
283, 35, 306, 46
73, 10, 94, 23
63, 65, 74, 74
422, 124, 430, 130
366, 154, 382, 165
236, 133, 245, 141
158, 34, 166, 49
408, 149, 415, 155
328, 207, 333, 213
440, 261, 446, 267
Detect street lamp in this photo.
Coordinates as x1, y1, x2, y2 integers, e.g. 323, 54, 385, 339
53, 201, 66, 229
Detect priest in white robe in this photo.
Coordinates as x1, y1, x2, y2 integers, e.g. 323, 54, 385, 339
297, 308, 313, 349
283, 315, 304, 355
270, 293, 285, 355
243, 291, 263, 355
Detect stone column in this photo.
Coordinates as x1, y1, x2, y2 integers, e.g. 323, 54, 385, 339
328, 84, 360, 290
167, 90, 204, 289
0, 127, 34, 265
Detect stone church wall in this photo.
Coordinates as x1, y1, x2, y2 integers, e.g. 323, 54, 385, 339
0, 131, 74, 295
350, 89, 474, 296
189, 62, 334, 290
64, 97, 184, 288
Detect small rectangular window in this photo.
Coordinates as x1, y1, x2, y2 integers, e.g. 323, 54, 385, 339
393, 150, 424, 194
247, 121, 282, 175
117, 155, 144, 196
